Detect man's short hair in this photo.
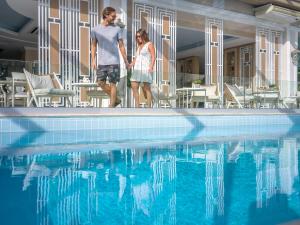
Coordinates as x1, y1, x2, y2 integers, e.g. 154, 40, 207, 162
102, 7, 116, 19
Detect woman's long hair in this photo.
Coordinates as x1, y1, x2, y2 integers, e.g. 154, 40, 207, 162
136, 29, 150, 46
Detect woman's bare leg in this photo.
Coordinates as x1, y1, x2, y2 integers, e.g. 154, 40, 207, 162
131, 81, 140, 108
142, 83, 152, 108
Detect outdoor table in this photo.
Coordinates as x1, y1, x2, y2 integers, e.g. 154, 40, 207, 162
176, 87, 206, 108
252, 90, 280, 108
72, 82, 99, 107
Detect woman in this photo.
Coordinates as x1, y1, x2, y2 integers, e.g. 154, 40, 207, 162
130, 29, 155, 108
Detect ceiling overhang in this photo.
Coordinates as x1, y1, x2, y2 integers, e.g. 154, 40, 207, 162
254, 4, 300, 27
240, 0, 300, 12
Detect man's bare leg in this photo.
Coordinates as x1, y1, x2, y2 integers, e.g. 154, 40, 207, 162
109, 83, 117, 107
98, 81, 119, 107
98, 80, 111, 95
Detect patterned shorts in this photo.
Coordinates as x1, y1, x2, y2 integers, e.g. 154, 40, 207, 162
96, 64, 120, 84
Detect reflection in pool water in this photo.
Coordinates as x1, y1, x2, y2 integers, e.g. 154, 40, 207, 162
0, 137, 299, 225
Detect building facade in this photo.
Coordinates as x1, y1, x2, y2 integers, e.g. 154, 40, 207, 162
37, 0, 300, 106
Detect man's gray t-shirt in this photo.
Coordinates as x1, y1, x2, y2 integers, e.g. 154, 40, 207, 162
91, 24, 122, 66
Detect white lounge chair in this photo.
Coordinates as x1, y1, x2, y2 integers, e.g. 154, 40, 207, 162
224, 83, 254, 108
24, 69, 75, 107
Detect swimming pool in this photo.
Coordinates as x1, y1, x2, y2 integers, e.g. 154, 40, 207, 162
0, 110, 300, 225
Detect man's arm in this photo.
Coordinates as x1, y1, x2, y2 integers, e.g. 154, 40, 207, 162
118, 39, 129, 67
91, 39, 97, 70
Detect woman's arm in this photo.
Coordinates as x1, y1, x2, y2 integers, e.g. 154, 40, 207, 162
129, 46, 139, 68
148, 42, 155, 73
130, 57, 137, 68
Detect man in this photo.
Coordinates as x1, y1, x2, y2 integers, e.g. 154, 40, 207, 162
91, 7, 129, 107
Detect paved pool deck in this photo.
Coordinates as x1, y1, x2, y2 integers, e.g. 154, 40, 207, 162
1, 107, 300, 117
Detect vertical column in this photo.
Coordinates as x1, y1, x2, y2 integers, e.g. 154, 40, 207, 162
205, 18, 223, 103
282, 28, 298, 97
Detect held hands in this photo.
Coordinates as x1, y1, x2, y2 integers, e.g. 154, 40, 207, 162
129, 63, 134, 69
125, 61, 131, 70
126, 61, 134, 70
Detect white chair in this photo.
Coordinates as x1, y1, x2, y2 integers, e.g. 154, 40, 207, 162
191, 84, 222, 108
281, 93, 300, 109
151, 83, 177, 108
0, 84, 6, 107
224, 83, 254, 108
24, 69, 75, 107
6, 72, 29, 107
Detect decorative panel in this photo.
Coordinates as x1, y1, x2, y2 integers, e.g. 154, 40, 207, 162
141, 12, 148, 31
98, 0, 104, 23
49, 23, 60, 74
133, 3, 176, 107
255, 28, 282, 89
240, 45, 253, 88
80, 27, 89, 76
271, 31, 282, 86
50, 0, 59, 18
132, 3, 154, 105
162, 39, 170, 81
205, 18, 223, 103
39, 0, 99, 106
156, 7, 176, 104
163, 16, 170, 36
80, 1, 89, 23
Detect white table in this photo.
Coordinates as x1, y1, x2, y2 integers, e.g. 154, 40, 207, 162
72, 82, 108, 107
253, 90, 280, 108
176, 87, 206, 108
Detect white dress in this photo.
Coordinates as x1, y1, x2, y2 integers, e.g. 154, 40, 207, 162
131, 42, 153, 84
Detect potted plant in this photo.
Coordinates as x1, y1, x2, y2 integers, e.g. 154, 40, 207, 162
269, 84, 278, 90
192, 79, 204, 85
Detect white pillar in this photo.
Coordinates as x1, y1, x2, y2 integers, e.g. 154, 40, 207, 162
281, 28, 298, 97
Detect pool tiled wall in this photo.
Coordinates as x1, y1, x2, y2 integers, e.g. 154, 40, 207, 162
1, 115, 300, 133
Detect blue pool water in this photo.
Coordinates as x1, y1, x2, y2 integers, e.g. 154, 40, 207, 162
0, 126, 300, 225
